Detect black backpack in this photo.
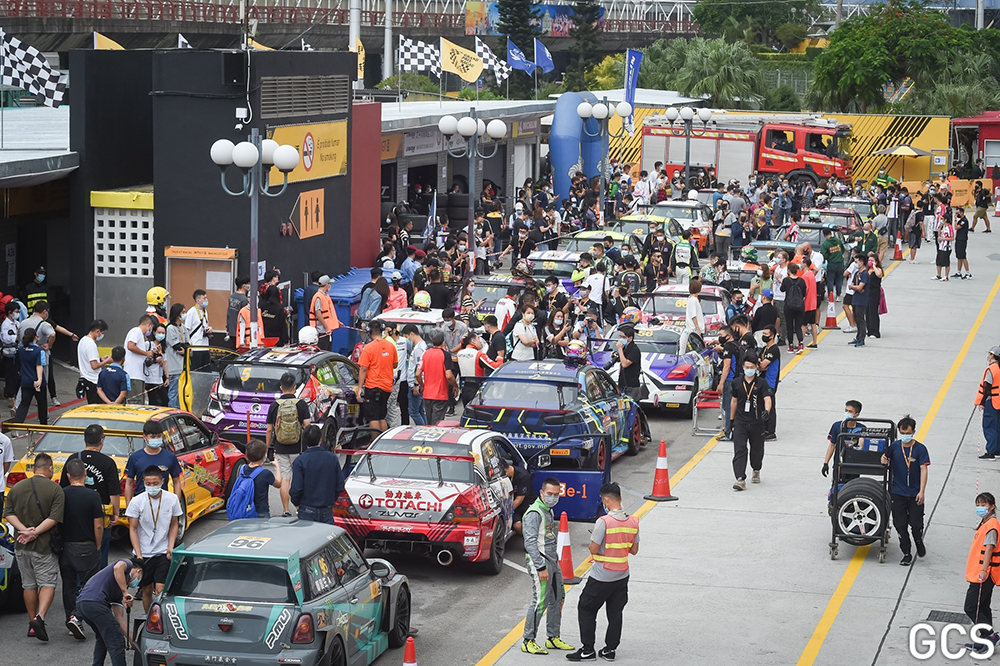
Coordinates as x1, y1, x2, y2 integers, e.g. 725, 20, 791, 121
785, 277, 805, 310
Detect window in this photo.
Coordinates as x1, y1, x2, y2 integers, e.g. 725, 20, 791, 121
174, 415, 211, 452
316, 359, 358, 386
766, 129, 795, 154
687, 333, 705, 353
328, 536, 368, 585
595, 371, 619, 400
584, 372, 603, 402
94, 208, 153, 277
169, 557, 296, 603
304, 546, 340, 601
481, 439, 505, 482
807, 132, 833, 156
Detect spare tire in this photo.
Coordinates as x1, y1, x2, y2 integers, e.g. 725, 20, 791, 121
448, 192, 470, 209
835, 477, 887, 546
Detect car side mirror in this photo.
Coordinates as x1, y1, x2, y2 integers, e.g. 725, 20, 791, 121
370, 561, 391, 579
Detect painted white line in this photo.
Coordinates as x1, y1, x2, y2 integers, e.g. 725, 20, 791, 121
502, 558, 529, 574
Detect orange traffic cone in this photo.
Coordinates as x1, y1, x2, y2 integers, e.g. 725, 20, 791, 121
557, 511, 581, 584
893, 232, 904, 260
403, 636, 417, 665
644, 440, 678, 502
823, 291, 838, 329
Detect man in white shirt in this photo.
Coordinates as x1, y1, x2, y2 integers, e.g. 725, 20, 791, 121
184, 289, 212, 346
77, 320, 111, 405
123, 315, 155, 404
494, 286, 519, 331
0, 430, 12, 514
770, 252, 789, 345
126, 466, 182, 612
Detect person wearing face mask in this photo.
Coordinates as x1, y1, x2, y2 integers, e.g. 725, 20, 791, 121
511, 305, 540, 362
879, 415, 928, 566
822, 400, 865, 476
456, 331, 501, 403
23, 265, 48, 312
616, 326, 642, 400
184, 289, 212, 346
730, 353, 772, 491
126, 466, 182, 612
963, 492, 1000, 654
713, 325, 739, 441
122, 420, 182, 506
521, 477, 574, 655
758, 325, 780, 440
143, 323, 169, 406
96, 347, 129, 405
543, 310, 571, 359
0, 300, 19, 412
122, 314, 155, 404
77, 319, 111, 405
73, 555, 144, 666
976, 347, 1000, 460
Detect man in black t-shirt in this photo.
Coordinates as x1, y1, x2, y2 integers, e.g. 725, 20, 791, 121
503, 459, 536, 535
483, 316, 506, 366
730, 353, 773, 491
266, 373, 311, 517
59, 424, 120, 567
60, 458, 104, 638
751, 290, 779, 333
616, 326, 642, 400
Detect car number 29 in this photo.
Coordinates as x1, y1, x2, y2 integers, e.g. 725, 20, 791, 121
228, 536, 271, 550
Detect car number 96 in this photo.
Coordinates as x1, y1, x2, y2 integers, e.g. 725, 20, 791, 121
228, 536, 272, 550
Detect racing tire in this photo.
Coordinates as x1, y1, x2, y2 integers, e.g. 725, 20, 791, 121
320, 418, 339, 452
223, 458, 249, 500
788, 171, 819, 187
680, 389, 696, 419
476, 523, 507, 576
626, 412, 643, 456
176, 500, 189, 542
321, 636, 348, 666
387, 585, 411, 648
834, 478, 887, 546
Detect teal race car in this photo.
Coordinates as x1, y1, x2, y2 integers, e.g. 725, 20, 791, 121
139, 518, 410, 666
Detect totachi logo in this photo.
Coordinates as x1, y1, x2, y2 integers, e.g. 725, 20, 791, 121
358, 494, 374, 509
302, 133, 315, 171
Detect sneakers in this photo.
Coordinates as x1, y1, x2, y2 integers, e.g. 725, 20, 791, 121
954, 273, 964, 279
806, 343, 818, 349
566, 648, 596, 662
843, 326, 857, 333
942, 277, 949, 282
733, 478, 746, 491
522, 640, 548, 655
751, 470, 760, 484
787, 345, 795, 353
932, 275, 941, 280
797, 344, 804, 353
848, 340, 859, 346
900, 553, 913, 566
916, 541, 926, 558
854, 341, 866, 347
967, 273, 974, 279
980, 453, 997, 460
67, 616, 86, 640
598, 648, 617, 661
29, 614, 48, 641
547, 637, 575, 651
965, 642, 991, 655
51, 397, 61, 407
764, 433, 777, 442
282, 511, 292, 517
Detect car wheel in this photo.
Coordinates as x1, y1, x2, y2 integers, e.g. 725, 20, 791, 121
680, 389, 695, 419
223, 458, 249, 500
835, 478, 887, 546
323, 636, 348, 666
387, 585, 411, 648
321, 418, 339, 451
626, 413, 642, 456
477, 523, 506, 576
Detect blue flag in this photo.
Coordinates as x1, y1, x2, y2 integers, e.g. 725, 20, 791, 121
623, 49, 643, 135
534, 38, 554, 74
507, 38, 535, 73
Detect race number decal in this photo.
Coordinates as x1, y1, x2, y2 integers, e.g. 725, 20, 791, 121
227, 536, 271, 550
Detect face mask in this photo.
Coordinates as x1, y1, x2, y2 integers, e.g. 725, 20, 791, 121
201, 300, 209, 308
547, 284, 556, 293
97, 333, 105, 342
37, 275, 45, 283
146, 485, 162, 497
459, 245, 467, 252
542, 494, 559, 508
554, 319, 564, 327
868, 261, 875, 268
756, 269, 763, 276
523, 313, 534, 323
762, 335, 772, 343
155, 333, 165, 341
844, 412, 855, 421
978, 506, 990, 519
900, 434, 914, 443
744, 368, 756, 377
147, 438, 163, 449
128, 576, 140, 590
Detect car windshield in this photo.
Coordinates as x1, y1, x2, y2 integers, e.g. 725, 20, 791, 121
564, 237, 602, 253
651, 205, 699, 226
475, 380, 578, 409
533, 258, 577, 279
629, 328, 681, 354
832, 200, 872, 218
168, 556, 296, 604
612, 219, 653, 238
221, 364, 308, 393
34, 417, 141, 457
643, 294, 719, 316
472, 283, 519, 312
836, 132, 851, 160
816, 211, 856, 228
353, 439, 473, 483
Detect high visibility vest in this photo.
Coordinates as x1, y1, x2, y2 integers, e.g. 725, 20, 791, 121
976, 363, 1000, 409
309, 290, 340, 334
592, 513, 639, 572
236, 306, 263, 348
967, 516, 1000, 584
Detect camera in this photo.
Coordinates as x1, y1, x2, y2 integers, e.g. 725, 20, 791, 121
603, 350, 620, 371
144, 352, 162, 368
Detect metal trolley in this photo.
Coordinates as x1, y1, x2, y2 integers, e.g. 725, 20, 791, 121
828, 418, 896, 562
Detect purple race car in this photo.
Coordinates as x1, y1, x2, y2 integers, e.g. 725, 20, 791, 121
591, 323, 719, 416
201, 346, 363, 448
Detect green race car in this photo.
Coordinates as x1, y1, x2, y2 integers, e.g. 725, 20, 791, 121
139, 518, 410, 666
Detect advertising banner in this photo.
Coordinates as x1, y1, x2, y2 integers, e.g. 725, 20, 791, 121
269, 121, 348, 185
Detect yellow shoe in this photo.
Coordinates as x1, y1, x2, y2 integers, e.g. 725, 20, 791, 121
546, 636, 575, 651
521, 639, 548, 655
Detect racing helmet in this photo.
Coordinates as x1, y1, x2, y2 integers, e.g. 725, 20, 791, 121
146, 286, 169, 307
687, 189, 699, 201
412, 290, 431, 310
298, 325, 319, 345
741, 245, 758, 262
619, 307, 642, 326
807, 209, 822, 222
565, 339, 588, 361
512, 258, 535, 278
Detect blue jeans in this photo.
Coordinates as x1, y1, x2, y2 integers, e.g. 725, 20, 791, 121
722, 379, 733, 438
408, 391, 427, 425
77, 599, 126, 666
297, 505, 334, 524
826, 263, 844, 298
985, 403, 1000, 456
168, 375, 180, 408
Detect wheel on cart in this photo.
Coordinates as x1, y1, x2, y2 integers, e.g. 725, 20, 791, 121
829, 544, 839, 560
834, 478, 888, 547
878, 548, 886, 563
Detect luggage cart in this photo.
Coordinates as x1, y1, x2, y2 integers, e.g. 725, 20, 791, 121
828, 418, 896, 562
692, 389, 722, 436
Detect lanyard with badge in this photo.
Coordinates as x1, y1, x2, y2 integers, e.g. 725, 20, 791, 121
742, 379, 754, 413
901, 443, 915, 478
147, 491, 162, 530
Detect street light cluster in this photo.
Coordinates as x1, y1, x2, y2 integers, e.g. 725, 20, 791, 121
576, 100, 632, 121
211, 138, 300, 173
437, 114, 507, 141
575, 97, 633, 226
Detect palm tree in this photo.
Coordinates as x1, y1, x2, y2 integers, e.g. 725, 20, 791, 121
675, 40, 764, 108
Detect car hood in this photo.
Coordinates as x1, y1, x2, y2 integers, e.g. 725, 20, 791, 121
344, 477, 470, 522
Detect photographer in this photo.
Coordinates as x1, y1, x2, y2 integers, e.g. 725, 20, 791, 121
164, 304, 189, 409
615, 326, 643, 401
144, 323, 168, 406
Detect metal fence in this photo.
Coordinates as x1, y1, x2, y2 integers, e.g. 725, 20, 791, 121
761, 69, 813, 98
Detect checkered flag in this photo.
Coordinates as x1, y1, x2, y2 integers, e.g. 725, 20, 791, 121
475, 37, 510, 85
398, 35, 440, 78
0, 29, 65, 108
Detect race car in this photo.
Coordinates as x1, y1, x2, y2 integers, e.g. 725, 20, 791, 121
810, 207, 864, 233
726, 240, 799, 289
830, 196, 875, 221
333, 425, 527, 574
470, 277, 537, 318
526, 249, 581, 293
639, 284, 731, 343
612, 214, 685, 248
198, 346, 363, 448
649, 200, 714, 255
591, 324, 719, 416
372, 306, 447, 336
562, 230, 637, 257
139, 519, 410, 666
3, 404, 246, 539
460, 360, 649, 519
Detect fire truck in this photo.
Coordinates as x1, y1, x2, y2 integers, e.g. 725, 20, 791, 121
641, 112, 853, 185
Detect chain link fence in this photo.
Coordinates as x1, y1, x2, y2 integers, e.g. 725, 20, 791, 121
761, 69, 813, 97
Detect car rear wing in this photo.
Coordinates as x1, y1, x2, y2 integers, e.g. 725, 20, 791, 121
335, 448, 476, 488
1, 422, 145, 453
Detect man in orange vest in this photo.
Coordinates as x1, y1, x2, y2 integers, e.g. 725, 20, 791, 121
236, 303, 263, 349
567, 482, 639, 663
309, 275, 340, 351
976, 346, 1000, 460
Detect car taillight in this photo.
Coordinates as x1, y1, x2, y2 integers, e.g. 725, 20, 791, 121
146, 603, 163, 634
333, 491, 359, 517
120, 476, 128, 495
667, 364, 693, 379
291, 613, 314, 644
6, 472, 26, 487
444, 487, 484, 523
209, 379, 230, 411
542, 412, 584, 426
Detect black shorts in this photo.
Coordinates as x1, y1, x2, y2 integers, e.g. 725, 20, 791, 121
936, 249, 952, 267
362, 387, 390, 421
955, 240, 968, 261
843, 293, 853, 306
804, 309, 816, 321
139, 554, 170, 588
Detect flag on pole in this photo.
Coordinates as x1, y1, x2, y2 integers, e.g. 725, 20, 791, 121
506, 38, 535, 73
0, 29, 65, 107
350, 37, 365, 80
475, 37, 510, 85
440, 38, 483, 83
533, 38, 554, 74
301, 38, 314, 52
94, 32, 124, 50
623, 48, 643, 135
398, 35, 441, 78
247, 37, 272, 51
177, 33, 191, 49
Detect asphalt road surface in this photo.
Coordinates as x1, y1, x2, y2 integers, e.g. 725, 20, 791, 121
0, 400, 705, 666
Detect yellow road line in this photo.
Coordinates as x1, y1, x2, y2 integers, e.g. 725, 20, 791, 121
795, 266, 1000, 666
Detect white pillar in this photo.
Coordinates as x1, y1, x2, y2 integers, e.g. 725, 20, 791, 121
383, 0, 393, 81
350, 0, 362, 88
977, 0, 985, 30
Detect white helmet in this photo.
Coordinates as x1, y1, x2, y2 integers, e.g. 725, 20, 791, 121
298, 326, 319, 345
687, 189, 699, 201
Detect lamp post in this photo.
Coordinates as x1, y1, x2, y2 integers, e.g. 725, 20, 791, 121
577, 97, 632, 227
210, 128, 300, 348
438, 107, 507, 272
663, 106, 714, 192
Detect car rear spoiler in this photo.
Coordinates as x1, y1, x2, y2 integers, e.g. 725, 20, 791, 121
334, 448, 476, 488
1, 422, 146, 453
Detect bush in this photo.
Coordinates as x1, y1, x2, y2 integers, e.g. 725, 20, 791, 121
763, 85, 801, 112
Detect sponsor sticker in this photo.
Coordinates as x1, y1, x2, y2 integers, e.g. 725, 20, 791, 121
201, 603, 253, 613
227, 536, 271, 550
548, 448, 570, 456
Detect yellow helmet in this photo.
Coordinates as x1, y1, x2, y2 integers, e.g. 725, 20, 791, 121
146, 286, 169, 307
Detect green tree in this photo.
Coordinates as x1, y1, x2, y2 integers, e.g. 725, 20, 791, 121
775, 22, 808, 51
693, 0, 820, 45
638, 38, 764, 108
763, 84, 801, 111
585, 53, 624, 91
376, 72, 439, 93
564, 0, 604, 91
496, 0, 541, 98
900, 53, 1000, 118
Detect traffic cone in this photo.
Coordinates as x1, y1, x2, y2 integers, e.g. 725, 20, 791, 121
403, 636, 417, 665
823, 291, 839, 329
893, 232, 904, 260
644, 440, 678, 502
557, 511, 581, 584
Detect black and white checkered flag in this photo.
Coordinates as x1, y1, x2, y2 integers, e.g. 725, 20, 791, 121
398, 35, 440, 78
0, 29, 65, 108
475, 37, 510, 85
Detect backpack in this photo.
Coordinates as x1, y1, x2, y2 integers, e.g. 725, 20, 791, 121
785, 278, 805, 310
226, 466, 264, 520
274, 397, 304, 446
903, 210, 918, 234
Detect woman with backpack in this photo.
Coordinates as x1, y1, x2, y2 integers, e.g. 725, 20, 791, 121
780, 264, 807, 354
358, 277, 389, 321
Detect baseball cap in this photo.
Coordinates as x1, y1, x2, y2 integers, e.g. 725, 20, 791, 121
318, 275, 331, 286
35, 265, 45, 273
578, 283, 592, 292
991, 346, 1000, 357
392, 271, 402, 281
515, 202, 523, 211
414, 250, 426, 259
762, 288, 773, 298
